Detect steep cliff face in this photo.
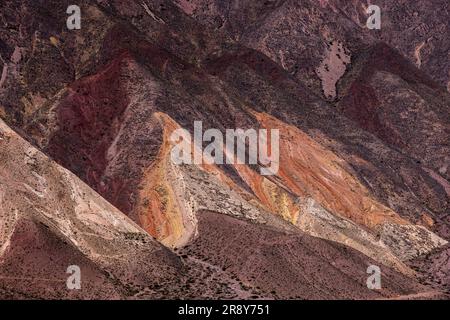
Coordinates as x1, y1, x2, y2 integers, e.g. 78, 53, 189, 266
0, 0, 449, 299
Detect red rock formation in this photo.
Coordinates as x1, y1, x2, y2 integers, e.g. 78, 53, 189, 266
0, 0, 449, 299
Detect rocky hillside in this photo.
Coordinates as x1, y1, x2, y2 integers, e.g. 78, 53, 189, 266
0, 0, 449, 299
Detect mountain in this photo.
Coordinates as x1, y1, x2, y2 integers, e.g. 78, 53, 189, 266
0, 0, 449, 299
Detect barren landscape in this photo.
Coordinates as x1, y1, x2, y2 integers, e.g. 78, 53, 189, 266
0, 0, 449, 300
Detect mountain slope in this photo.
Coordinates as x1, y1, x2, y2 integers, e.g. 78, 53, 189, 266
2, 117, 437, 299
0, 0, 449, 299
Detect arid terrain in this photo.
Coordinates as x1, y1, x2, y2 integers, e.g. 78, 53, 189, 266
0, 0, 449, 299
